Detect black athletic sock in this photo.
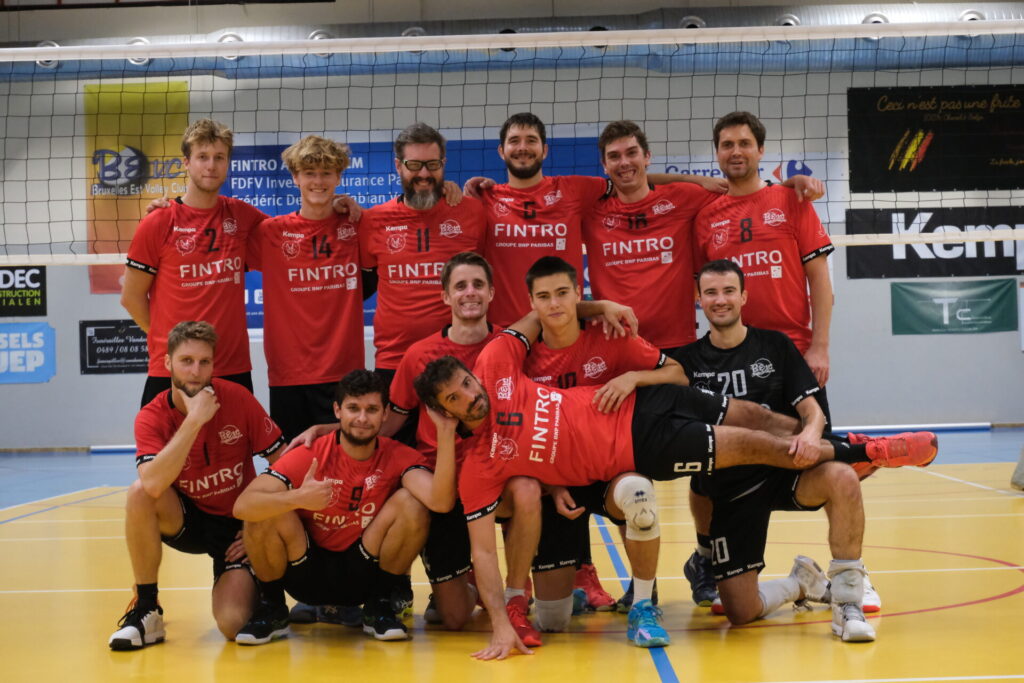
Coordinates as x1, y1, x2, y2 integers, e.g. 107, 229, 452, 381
696, 534, 712, 558
827, 437, 869, 464
258, 578, 286, 607
136, 583, 158, 609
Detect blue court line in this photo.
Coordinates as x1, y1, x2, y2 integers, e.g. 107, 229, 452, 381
594, 515, 680, 683
0, 487, 127, 526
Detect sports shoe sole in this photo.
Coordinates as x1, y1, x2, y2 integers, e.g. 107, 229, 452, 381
832, 622, 876, 642
109, 632, 165, 651
236, 626, 289, 646
363, 624, 409, 641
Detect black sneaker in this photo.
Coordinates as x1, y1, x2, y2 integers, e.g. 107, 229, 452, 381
319, 604, 363, 627
109, 601, 165, 650
236, 600, 290, 645
288, 602, 318, 624
616, 579, 659, 614
423, 594, 442, 625
683, 550, 719, 607
389, 575, 414, 619
363, 598, 409, 641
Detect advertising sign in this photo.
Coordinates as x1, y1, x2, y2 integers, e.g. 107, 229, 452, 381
0, 266, 46, 316
0, 322, 56, 384
891, 279, 1018, 334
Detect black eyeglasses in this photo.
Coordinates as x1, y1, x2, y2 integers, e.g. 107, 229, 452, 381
400, 158, 444, 171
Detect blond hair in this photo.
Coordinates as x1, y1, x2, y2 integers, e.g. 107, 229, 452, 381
167, 320, 218, 356
181, 118, 234, 159
281, 135, 351, 175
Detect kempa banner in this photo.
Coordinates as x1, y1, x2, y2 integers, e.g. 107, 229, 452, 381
846, 207, 1023, 279
891, 279, 1018, 335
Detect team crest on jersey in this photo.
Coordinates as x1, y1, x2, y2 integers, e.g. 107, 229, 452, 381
652, 200, 676, 216
544, 190, 563, 206
364, 469, 385, 491
693, 380, 713, 393
174, 235, 197, 256
439, 219, 462, 238
264, 417, 274, 434
281, 240, 301, 260
496, 376, 514, 401
219, 425, 243, 445
386, 233, 407, 253
582, 356, 608, 380
603, 215, 622, 231
763, 208, 787, 227
711, 228, 729, 251
491, 434, 519, 462
750, 358, 775, 379
337, 224, 357, 241
222, 218, 238, 236
493, 201, 511, 216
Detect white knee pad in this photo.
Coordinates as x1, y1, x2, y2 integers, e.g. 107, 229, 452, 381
533, 596, 573, 632
612, 475, 660, 542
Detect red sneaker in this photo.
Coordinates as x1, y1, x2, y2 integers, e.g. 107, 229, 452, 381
844, 432, 878, 479
865, 431, 938, 468
505, 595, 542, 647
710, 598, 725, 615
574, 563, 617, 611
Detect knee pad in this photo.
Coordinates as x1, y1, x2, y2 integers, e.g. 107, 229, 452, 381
612, 475, 660, 542
533, 596, 573, 632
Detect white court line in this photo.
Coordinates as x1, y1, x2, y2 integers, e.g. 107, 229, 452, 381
655, 512, 1024, 527
916, 468, 1024, 497
0, 487, 105, 513
766, 676, 1024, 683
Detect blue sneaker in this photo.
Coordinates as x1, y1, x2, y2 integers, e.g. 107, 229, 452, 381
571, 588, 591, 615
626, 599, 670, 648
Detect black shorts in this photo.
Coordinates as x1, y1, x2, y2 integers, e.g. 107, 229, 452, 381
709, 467, 824, 581
533, 482, 622, 573
270, 382, 337, 443
161, 490, 245, 579
631, 384, 729, 481
421, 502, 472, 584
141, 372, 253, 408
283, 537, 375, 606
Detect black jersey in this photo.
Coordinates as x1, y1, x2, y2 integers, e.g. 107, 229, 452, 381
672, 326, 821, 495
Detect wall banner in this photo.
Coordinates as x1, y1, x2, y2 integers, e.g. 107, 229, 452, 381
79, 320, 149, 375
846, 207, 1023, 279
848, 85, 1024, 192
891, 279, 1018, 335
0, 266, 46, 316
0, 322, 56, 384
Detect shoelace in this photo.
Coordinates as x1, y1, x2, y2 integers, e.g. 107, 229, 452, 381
839, 603, 867, 623
635, 603, 664, 626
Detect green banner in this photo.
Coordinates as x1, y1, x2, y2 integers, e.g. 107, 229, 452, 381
891, 279, 1018, 334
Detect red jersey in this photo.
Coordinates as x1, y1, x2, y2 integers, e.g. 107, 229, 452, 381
134, 378, 285, 516
267, 433, 427, 552
248, 212, 364, 386
583, 183, 718, 350
359, 197, 486, 369
693, 185, 833, 352
480, 176, 608, 326
389, 325, 501, 461
458, 331, 635, 518
524, 325, 666, 389
126, 197, 265, 377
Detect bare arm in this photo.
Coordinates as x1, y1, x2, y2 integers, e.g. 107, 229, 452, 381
592, 356, 688, 414
468, 513, 532, 660
233, 459, 332, 521
136, 389, 218, 498
803, 255, 833, 387
789, 396, 826, 467
401, 408, 457, 513
120, 268, 154, 333
649, 172, 728, 194
782, 174, 825, 202
379, 411, 408, 439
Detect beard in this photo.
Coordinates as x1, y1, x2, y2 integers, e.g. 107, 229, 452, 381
171, 375, 210, 398
465, 392, 490, 422
403, 177, 442, 210
340, 425, 377, 447
505, 156, 544, 180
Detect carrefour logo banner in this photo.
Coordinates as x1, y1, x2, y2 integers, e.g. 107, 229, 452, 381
891, 279, 1018, 335
0, 322, 56, 384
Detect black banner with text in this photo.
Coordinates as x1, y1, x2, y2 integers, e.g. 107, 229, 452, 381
79, 320, 149, 374
848, 85, 1024, 192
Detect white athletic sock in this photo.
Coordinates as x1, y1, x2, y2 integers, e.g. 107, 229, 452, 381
534, 596, 574, 632
633, 578, 656, 603
757, 577, 801, 617
827, 559, 866, 605
504, 587, 526, 603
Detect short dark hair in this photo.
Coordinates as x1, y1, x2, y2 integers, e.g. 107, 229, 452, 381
598, 120, 649, 159
414, 355, 470, 413
441, 251, 493, 291
713, 111, 766, 149
525, 255, 577, 293
334, 369, 388, 407
499, 112, 547, 146
698, 259, 746, 292
394, 122, 446, 160
167, 320, 217, 356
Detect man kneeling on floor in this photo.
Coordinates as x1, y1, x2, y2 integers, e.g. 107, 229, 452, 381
233, 370, 457, 643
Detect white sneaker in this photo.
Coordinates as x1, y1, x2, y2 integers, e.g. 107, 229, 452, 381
862, 575, 882, 613
1011, 451, 1024, 491
109, 602, 165, 650
832, 602, 876, 642
790, 555, 830, 603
